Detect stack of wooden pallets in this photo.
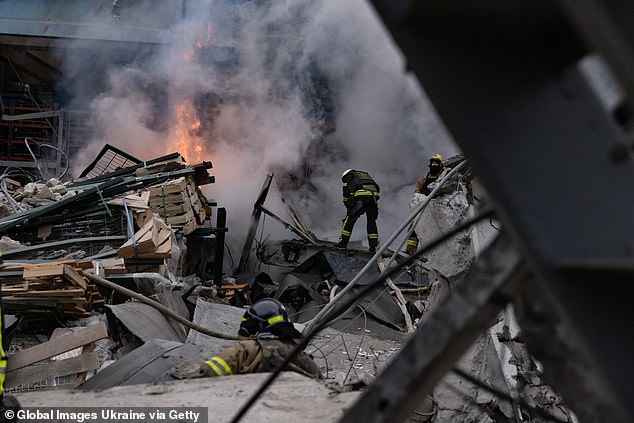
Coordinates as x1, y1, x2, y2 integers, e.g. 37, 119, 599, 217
148, 176, 209, 234
116, 215, 174, 275
0, 261, 104, 318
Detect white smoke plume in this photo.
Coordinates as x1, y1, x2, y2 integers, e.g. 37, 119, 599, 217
61, 0, 459, 272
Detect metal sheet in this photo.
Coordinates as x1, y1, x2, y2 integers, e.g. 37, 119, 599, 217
106, 302, 184, 343
78, 339, 209, 390
281, 251, 405, 331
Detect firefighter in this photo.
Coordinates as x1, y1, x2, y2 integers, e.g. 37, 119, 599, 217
405, 154, 445, 255
0, 252, 20, 423
334, 169, 380, 253
186, 298, 322, 379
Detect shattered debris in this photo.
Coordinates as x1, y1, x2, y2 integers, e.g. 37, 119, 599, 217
0, 147, 578, 423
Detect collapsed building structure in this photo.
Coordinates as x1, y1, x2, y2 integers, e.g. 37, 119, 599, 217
0, 1, 633, 423
0, 145, 576, 422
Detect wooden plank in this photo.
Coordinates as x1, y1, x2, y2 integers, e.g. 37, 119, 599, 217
134, 158, 183, 176
8, 289, 85, 297
0, 264, 27, 273
149, 192, 187, 205
107, 191, 150, 208
75, 343, 96, 386
133, 208, 154, 229
132, 217, 167, 254
7, 322, 108, 372
136, 234, 172, 259
219, 284, 249, 290
63, 265, 87, 290
149, 202, 190, 215
99, 258, 126, 269
5, 352, 100, 389
148, 177, 188, 196
162, 209, 195, 225
75, 260, 97, 270
155, 224, 172, 246
23, 263, 65, 279
117, 217, 158, 257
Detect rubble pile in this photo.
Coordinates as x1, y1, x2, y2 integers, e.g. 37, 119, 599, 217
0, 146, 216, 269
0, 145, 227, 390
0, 148, 578, 422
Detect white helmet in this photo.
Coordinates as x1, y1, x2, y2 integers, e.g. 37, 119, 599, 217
341, 169, 353, 179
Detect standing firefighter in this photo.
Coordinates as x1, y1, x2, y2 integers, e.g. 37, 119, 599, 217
406, 154, 445, 255
0, 252, 20, 423
335, 169, 380, 253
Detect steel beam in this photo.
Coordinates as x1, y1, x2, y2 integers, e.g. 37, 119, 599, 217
236, 174, 273, 275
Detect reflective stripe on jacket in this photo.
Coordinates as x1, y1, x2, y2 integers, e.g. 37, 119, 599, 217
343, 170, 380, 204
203, 338, 322, 379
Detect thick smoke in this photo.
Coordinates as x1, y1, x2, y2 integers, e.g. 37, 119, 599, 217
62, 0, 458, 268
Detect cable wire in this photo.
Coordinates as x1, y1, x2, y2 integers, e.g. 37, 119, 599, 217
229, 205, 495, 423
23, 138, 69, 181
305, 160, 468, 335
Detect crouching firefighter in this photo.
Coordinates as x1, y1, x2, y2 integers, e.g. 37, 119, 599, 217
174, 298, 322, 380
0, 252, 21, 423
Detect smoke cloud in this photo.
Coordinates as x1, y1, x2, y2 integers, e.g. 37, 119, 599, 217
60, 0, 459, 269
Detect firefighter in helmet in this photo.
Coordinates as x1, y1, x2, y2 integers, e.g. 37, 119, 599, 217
406, 154, 445, 255
335, 169, 380, 253
177, 298, 322, 379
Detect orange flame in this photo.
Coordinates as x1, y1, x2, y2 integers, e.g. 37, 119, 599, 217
168, 100, 204, 164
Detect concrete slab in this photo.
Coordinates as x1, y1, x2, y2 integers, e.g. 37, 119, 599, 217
15, 372, 360, 423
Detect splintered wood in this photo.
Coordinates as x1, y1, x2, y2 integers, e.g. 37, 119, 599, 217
218, 284, 249, 301
0, 262, 104, 318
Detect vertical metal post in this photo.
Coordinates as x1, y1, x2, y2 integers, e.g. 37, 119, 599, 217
213, 207, 227, 287
56, 109, 65, 177
235, 174, 273, 275
7, 102, 14, 160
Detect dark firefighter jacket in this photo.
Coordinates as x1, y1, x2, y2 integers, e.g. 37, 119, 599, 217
343, 170, 380, 205
414, 170, 444, 196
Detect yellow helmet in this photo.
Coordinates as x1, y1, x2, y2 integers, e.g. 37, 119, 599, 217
341, 169, 354, 179
430, 154, 443, 162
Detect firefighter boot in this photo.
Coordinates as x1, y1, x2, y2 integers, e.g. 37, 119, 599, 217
334, 235, 349, 249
